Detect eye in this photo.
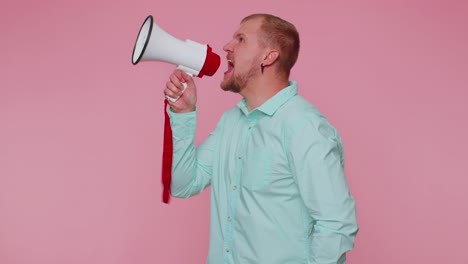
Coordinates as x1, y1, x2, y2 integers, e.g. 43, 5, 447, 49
239, 37, 244, 43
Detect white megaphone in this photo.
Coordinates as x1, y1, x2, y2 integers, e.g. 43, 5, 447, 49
132, 15, 221, 102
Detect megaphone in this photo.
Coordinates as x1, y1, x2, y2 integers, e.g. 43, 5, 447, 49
132, 15, 221, 102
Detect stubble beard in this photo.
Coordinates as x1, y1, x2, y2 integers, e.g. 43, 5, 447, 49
220, 58, 260, 93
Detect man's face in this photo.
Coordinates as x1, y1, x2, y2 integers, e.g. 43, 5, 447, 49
221, 18, 265, 93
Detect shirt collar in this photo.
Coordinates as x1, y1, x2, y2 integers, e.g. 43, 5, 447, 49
236, 81, 298, 116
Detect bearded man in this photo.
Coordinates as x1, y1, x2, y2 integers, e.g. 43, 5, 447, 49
164, 14, 358, 264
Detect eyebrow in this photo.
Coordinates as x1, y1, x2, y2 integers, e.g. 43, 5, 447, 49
233, 33, 247, 39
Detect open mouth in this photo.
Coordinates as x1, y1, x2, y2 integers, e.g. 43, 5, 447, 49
225, 59, 234, 75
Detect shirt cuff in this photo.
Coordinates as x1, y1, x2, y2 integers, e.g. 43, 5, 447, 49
168, 107, 197, 138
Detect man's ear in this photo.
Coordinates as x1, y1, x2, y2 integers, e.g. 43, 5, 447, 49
262, 49, 279, 67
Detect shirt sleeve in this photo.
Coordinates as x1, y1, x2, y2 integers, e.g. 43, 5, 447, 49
287, 117, 358, 264
168, 108, 218, 198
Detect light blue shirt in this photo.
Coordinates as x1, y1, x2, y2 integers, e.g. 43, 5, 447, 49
169, 81, 358, 264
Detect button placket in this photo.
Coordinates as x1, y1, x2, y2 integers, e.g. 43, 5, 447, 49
224, 112, 255, 261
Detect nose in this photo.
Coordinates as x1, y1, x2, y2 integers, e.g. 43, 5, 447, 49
223, 39, 234, 52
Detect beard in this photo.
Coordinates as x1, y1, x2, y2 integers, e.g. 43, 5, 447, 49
220, 57, 261, 93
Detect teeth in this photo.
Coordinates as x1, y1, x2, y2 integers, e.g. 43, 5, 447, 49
227, 59, 233, 64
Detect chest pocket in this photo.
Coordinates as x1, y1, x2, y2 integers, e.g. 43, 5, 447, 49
241, 148, 273, 190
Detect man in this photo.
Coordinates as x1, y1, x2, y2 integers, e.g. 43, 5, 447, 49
164, 14, 358, 264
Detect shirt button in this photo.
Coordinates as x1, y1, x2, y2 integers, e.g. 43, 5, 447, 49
228, 216, 232, 221
238, 154, 243, 159
248, 125, 252, 129
226, 248, 230, 252
232, 185, 237, 190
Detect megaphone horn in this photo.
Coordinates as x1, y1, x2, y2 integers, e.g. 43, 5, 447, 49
132, 15, 220, 78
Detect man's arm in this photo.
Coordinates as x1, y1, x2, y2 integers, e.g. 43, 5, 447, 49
287, 117, 358, 264
168, 108, 219, 198
164, 70, 216, 198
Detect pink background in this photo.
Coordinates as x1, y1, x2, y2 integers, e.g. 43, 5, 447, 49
1, 0, 467, 263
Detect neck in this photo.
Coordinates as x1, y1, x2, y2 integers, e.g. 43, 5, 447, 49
240, 74, 289, 111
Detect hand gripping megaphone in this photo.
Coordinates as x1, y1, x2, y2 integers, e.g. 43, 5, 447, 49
132, 15, 221, 102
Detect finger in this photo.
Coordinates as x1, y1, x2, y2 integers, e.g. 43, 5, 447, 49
170, 73, 185, 89
180, 71, 194, 85
164, 87, 180, 100
174, 70, 186, 83
165, 82, 182, 97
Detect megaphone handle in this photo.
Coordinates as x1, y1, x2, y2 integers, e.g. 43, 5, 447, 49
166, 68, 193, 102
166, 82, 187, 103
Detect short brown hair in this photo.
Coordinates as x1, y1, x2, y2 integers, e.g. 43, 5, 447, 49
242, 14, 300, 76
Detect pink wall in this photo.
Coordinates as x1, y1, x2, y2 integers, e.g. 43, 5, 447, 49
2, 0, 467, 263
